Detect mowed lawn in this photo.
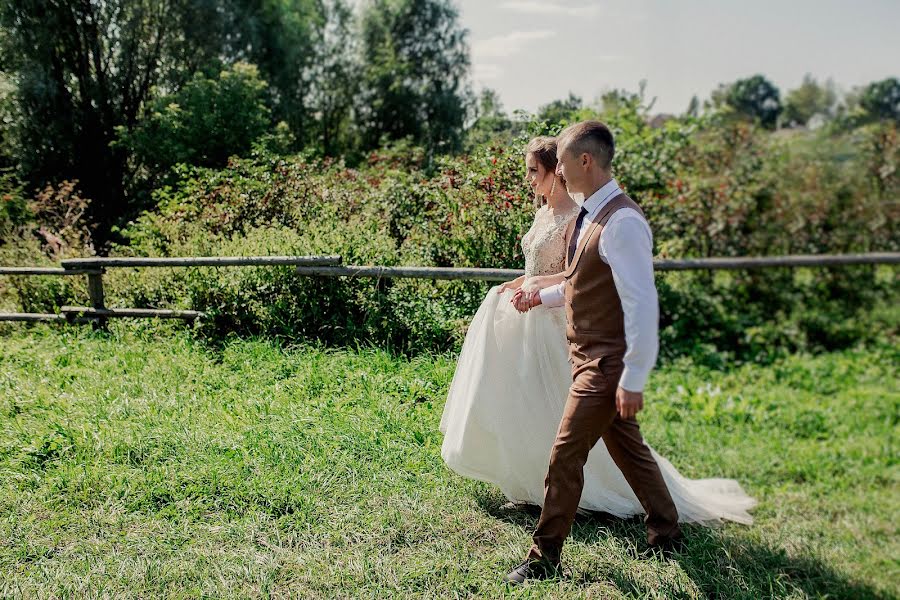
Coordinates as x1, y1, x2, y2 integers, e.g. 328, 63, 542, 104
0, 325, 897, 599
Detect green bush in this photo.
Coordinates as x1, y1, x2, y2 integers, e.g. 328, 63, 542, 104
0, 178, 94, 313
0, 169, 28, 236
5, 107, 898, 362
116, 63, 273, 178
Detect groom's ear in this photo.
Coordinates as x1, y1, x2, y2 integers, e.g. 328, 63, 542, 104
580, 152, 591, 168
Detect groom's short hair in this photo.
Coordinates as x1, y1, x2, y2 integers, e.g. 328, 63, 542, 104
558, 121, 615, 170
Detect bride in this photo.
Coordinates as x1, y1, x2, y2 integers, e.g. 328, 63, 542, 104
439, 136, 756, 525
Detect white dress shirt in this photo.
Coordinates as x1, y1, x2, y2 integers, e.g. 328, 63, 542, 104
538, 179, 659, 392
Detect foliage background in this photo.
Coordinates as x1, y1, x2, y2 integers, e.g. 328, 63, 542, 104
3, 103, 897, 363
0, 1, 897, 364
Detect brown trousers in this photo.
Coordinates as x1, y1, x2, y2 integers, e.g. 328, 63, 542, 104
528, 354, 680, 564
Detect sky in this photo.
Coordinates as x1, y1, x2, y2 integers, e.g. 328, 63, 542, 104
458, 0, 900, 115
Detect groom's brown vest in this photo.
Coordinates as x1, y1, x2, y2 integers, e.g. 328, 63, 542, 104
562, 193, 646, 361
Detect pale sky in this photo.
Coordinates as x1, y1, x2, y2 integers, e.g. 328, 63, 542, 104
459, 0, 900, 115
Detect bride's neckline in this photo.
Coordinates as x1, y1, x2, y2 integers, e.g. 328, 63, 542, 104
544, 200, 578, 218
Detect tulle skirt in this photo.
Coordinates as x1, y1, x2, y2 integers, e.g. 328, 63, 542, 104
440, 286, 756, 524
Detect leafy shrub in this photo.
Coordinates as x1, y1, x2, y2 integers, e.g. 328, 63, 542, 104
0, 178, 93, 312
117, 63, 273, 177
5, 107, 898, 362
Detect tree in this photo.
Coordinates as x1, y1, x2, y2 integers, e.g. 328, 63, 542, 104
356, 0, 471, 158
859, 77, 900, 123
0, 0, 232, 246
686, 95, 700, 118
0, 72, 15, 169
600, 81, 656, 115
783, 74, 837, 126
465, 88, 514, 148
0, 0, 331, 246
303, 0, 359, 156
537, 93, 582, 124
118, 63, 272, 175
712, 74, 782, 129
219, 0, 325, 145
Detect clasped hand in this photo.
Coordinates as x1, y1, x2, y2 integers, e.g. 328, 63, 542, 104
510, 277, 543, 313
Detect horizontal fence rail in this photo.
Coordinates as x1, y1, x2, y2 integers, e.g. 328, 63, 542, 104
294, 253, 900, 281
0, 267, 101, 276
60, 306, 204, 321
1, 252, 897, 324
60, 255, 343, 269
295, 265, 523, 281
654, 253, 900, 271
0, 312, 67, 322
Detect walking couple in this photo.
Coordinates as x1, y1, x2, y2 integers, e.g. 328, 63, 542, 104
439, 120, 756, 584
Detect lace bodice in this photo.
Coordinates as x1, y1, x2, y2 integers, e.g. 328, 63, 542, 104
522, 204, 581, 277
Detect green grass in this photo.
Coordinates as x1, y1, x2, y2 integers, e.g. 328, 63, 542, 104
0, 324, 897, 599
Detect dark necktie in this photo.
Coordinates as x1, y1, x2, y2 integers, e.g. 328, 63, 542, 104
567, 207, 589, 265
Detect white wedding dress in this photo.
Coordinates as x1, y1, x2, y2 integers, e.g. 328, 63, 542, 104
440, 204, 756, 524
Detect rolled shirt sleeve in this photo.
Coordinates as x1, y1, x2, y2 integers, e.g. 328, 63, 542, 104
599, 213, 659, 392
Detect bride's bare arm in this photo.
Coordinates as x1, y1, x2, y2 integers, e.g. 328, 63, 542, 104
522, 272, 565, 292
498, 274, 526, 293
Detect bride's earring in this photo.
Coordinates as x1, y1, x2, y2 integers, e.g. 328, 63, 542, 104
548, 177, 556, 200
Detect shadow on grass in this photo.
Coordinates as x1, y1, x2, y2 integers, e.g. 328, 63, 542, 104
474, 487, 890, 599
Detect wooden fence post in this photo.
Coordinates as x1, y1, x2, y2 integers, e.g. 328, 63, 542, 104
86, 270, 107, 329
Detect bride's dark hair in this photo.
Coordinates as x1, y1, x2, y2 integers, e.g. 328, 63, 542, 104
526, 136, 559, 208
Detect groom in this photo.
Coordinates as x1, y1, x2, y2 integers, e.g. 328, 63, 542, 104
507, 121, 681, 584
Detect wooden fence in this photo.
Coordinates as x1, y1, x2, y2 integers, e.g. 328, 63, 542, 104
1, 252, 897, 324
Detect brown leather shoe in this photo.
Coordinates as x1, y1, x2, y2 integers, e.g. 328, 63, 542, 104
505, 557, 561, 585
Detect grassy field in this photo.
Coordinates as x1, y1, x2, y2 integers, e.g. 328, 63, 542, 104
0, 324, 897, 599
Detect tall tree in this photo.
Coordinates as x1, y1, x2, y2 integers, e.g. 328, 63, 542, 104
117, 62, 272, 175
303, 0, 358, 156
0, 0, 332, 245
465, 88, 515, 148
0, 0, 228, 246
685, 95, 700, 118
220, 0, 324, 144
783, 74, 837, 126
0, 72, 15, 169
712, 74, 782, 129
356, 0, 471, 157
859, 77, 900, 123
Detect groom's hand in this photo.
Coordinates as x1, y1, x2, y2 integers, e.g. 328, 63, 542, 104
511, 289, 529, 312
616, 387, 644, 419
512, 277, 544, 313
511, 289, 541, 312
